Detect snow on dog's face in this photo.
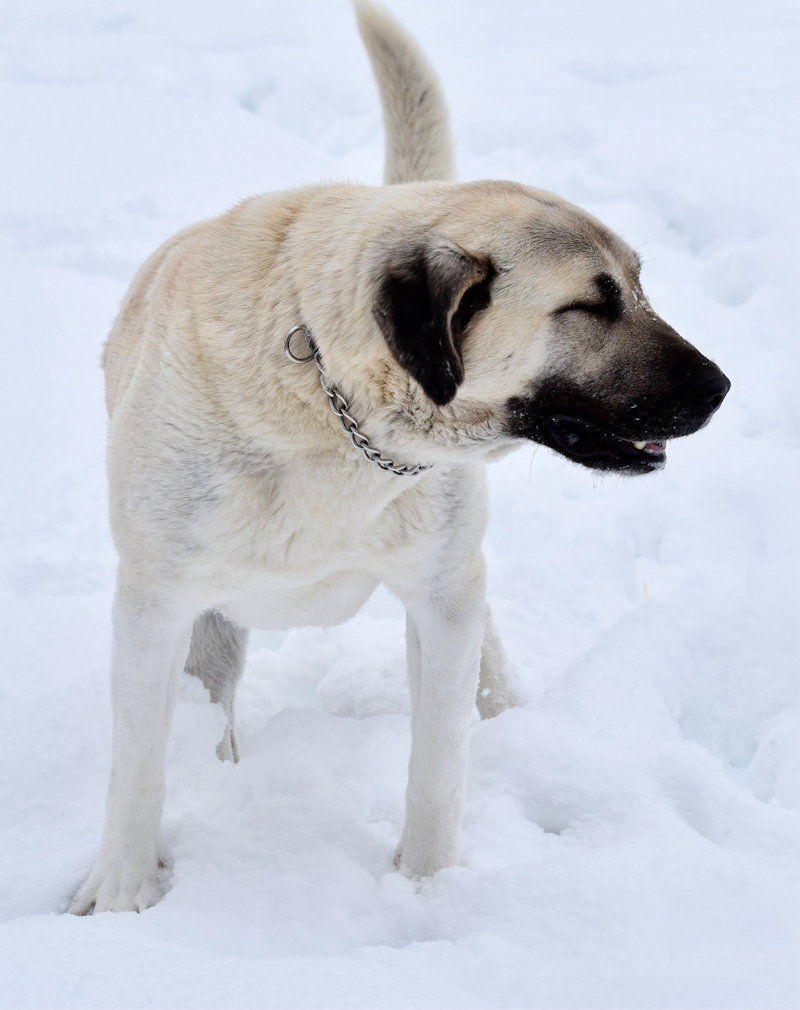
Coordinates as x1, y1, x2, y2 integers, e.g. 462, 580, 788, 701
372, 182, 730, 474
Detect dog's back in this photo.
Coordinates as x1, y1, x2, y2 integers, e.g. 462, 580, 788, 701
102, 2, 451, 419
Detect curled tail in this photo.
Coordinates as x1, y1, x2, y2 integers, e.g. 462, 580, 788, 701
355, 1, 455, 185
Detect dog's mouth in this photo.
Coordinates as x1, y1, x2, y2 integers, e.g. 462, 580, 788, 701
546, 415, 667, 473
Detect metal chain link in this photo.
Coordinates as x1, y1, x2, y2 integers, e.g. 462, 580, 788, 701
284, 325, 434, 477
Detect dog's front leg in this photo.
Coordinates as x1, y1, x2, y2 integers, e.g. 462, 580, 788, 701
393, 559, 485, 879
69, 578, 194, 914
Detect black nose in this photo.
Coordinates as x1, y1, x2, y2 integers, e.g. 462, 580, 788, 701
690, 361, 731, 410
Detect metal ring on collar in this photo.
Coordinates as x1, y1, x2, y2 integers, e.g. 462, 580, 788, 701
284, 324, 316, 363
283, 321, 434, 477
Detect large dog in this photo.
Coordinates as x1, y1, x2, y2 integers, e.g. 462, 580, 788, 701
69, 1, 729, 913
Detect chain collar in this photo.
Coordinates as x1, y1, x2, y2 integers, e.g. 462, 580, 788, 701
284, 325, 434, 477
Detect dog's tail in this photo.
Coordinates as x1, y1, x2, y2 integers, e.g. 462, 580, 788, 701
355, 1, 455, 185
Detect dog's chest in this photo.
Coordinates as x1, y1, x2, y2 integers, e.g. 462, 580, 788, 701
218, 568, 380, 631
196, 467, 424, 630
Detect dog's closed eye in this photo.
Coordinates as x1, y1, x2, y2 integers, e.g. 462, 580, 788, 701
555, 273, 621, 321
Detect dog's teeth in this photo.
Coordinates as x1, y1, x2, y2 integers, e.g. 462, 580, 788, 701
632, 440, 646, 450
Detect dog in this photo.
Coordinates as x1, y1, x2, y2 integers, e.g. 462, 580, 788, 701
69, 1, 729, 914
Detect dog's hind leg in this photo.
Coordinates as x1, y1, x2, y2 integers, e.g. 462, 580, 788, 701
476, 604, 520, 720
184, 610, 248, 763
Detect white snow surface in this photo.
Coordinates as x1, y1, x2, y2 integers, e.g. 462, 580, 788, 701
1, 1, 798, 1007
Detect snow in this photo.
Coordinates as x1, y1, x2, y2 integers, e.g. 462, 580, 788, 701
1, 0, 798, 1006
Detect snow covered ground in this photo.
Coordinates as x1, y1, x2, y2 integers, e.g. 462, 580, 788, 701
1, 0, 798, 1006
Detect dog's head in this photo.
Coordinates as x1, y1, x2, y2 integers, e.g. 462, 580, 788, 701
369, 182, 729, 474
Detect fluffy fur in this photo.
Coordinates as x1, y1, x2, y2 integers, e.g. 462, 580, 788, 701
69, 2, 728, 914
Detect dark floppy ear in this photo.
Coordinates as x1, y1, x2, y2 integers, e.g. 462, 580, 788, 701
372, 240, 493, 406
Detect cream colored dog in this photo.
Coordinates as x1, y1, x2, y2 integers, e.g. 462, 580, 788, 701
69, 1, 729, 913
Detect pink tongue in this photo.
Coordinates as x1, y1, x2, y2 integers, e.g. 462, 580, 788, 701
646, 441, 666, 452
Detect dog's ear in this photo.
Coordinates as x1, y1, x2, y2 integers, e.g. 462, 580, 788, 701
372, 241, 494, 406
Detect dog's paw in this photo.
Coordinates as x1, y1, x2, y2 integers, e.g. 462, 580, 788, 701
475, 683, 520, 720
215, 724, 239, 764
476, 661, 524, 720
475, 684, 508, 720
394, 856, 430, 881
67, 856, 168, 914
393, 836, 455, 880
